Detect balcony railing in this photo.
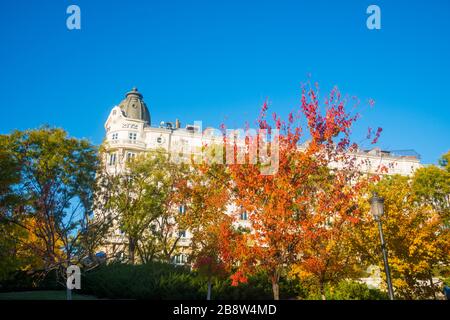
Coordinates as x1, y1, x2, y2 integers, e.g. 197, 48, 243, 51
109, 139, 146, 149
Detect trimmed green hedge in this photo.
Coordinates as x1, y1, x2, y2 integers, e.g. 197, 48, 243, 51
306, 280, 388, 300
81, 262, 202, 299
2, 263, 386, 300
0, 269, 64, 292
81, 262, 300, 300
211, 274, 301, 300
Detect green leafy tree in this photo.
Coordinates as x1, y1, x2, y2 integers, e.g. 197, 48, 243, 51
0, 135, 23, 279
439, 151, 450, 172
0, 127, 102, 282
103, 149, 190, 264
412, 163, 450, 222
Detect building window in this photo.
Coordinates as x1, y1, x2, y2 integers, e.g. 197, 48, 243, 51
179, 205, 186, 214
116, 251, 124, 260
109, 153, 116, 166
126, 152, 136, 161
178, 230, 186, 238
240, 211, 248, 221
173, 254, 187, 265
112, 133, 118, 140
129, 132, 137, 140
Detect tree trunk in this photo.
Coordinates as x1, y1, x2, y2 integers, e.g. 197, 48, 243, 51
129, 237, 136, 264
320, 283, 326, 300
271, 273, 280, 300
207, 277, 212, 301
429, 273, 436, 300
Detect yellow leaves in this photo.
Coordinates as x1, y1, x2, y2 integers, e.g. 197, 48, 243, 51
9, 216, 65, 272
392, 278, 408, 291
289, 263, 314, 280
354, 173, 450, 299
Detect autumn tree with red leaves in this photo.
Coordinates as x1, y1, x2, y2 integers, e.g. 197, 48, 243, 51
289, 169, 370, 299
179, 159, 233, 300
223, 84, 372, 300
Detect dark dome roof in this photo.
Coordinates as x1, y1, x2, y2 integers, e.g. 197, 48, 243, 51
118, 87, 151, 125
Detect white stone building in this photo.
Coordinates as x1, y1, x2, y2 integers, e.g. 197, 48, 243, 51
101, 88, 422, 263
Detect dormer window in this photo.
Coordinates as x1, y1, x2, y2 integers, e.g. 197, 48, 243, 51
129, 132, 137, 140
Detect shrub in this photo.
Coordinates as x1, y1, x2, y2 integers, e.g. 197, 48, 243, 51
81, 263, 301, 300
82, 262, 204, 299
211, 274, 273, 300
330, 280, 387, 300
0, 269, 64, 292
443, 277, 450, 286
306, 280, 388, 300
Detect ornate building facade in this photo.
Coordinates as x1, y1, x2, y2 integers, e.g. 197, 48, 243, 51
101, 88, 422, 263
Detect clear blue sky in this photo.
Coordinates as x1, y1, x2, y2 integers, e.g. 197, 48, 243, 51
0, 0, 449, 164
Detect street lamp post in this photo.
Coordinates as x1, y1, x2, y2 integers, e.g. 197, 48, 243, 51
370, 192, 395, 300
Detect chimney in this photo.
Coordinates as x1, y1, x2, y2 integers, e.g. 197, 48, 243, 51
175, 119, 181, 129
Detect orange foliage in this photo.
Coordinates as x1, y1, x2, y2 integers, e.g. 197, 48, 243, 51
220, 84, 373, 299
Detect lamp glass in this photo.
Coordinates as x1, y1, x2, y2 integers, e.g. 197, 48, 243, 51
370, 194, 384, 218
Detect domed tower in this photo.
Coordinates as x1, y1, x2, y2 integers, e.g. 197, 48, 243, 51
118, 87, 151, 125
104, 88, 152, 173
